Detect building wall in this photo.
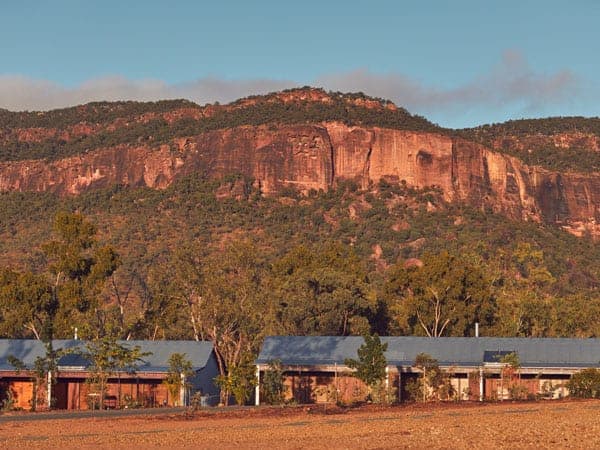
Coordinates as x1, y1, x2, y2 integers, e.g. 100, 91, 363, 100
283, 372, 369, 405
0, 379, 51, 410
483, 375, 570, 400
465, 371, 571, 401
0, 380, 34, 410
278, 368, 573, 404
54, 378, 172, 410
188, 353, 221, 406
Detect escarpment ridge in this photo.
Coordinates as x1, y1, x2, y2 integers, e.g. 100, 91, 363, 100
1, 88, 600, 237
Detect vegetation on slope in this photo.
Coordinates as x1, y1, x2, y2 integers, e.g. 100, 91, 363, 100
3, 89, 600, 174
1, 176, 599, 344
460, 117, 600, 173
0, 99, 198, 129
463, 117, 600, 141
0, 89, 440, 162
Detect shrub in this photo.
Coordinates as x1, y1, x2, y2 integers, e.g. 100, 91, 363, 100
261, 359, 286, 405
344, 334, 390, 403
567, 368, 600, 398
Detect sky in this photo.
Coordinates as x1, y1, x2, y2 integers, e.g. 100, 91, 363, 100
0, 0, 598, 128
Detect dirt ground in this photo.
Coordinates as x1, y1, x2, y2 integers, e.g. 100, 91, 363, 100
0, 400, 598, 449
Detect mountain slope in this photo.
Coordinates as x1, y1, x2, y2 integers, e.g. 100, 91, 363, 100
1, 88, 600, 239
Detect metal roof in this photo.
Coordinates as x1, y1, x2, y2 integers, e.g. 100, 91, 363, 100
0, 339, 214, 373
256, 336, 600, 368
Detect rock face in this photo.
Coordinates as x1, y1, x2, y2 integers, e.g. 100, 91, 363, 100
1, 122, 600, 236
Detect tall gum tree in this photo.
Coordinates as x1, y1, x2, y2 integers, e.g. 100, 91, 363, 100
272, 242, 376, 336
385, 251, 497, 337
161, 240, 269, 405
41, 212, 120, 338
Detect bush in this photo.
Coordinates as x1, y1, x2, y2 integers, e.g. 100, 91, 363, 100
261, 359, 286, 405
567, 368, 600, 398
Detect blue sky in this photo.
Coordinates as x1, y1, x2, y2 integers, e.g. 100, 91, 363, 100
1, 0, 598, 127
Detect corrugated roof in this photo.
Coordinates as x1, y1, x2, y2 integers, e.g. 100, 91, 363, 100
256, 336, 600, 368
0, 339, 214, 372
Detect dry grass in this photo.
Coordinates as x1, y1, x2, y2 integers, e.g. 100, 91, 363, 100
0, 399, 598, 449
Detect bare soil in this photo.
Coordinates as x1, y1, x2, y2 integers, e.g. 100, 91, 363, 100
0, 399, 598, 449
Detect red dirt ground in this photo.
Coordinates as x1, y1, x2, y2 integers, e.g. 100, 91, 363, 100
0, 399, 598, 449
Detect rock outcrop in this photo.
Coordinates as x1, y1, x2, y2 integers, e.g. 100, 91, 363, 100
1, 122, 600, 237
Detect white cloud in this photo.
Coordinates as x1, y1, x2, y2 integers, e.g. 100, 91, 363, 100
0, 51, 593, 127
316, 51, 580, 114
0, 75, 296, 111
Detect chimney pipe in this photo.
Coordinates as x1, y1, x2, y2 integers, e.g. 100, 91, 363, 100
475, 322, 479, 338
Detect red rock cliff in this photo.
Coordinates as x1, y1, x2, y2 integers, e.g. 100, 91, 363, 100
1, 122, 599, 236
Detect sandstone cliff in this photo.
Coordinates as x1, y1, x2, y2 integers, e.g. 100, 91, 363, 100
1, 121, 599, 237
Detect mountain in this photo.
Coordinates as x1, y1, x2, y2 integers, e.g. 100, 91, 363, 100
1, 88, 600, 238
3, 89, 600, 340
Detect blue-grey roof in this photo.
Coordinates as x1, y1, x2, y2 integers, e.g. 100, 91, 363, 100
256, 336, 600, 368
0, 339, 214, 373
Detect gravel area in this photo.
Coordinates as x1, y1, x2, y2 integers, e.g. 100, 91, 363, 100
0, 400, 598, 449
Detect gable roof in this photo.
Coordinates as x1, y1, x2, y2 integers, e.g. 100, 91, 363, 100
256, 336, 600, 369
0, 339, 214, 373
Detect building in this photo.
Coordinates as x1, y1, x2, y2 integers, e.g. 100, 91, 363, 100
0, 339, 220, 410
255, 336, 600, 405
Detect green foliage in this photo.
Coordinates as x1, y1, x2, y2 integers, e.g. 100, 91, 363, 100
261, 359, 285, 405
2, 175, 600, 342
0, 89, 440, 162
272, 243, 375, 336
566, 368, 600, 399
344, 334, 388, 394
30, 212, 120, 339
1, 390, 17, 411
0, 268, 54, 339
411, 353, 454, 402
214, 353, 257, 406
0, 99, 196, 129
386, 251, 497, 337
82, 335, 148, 409
462, 116, 600, 143
499, 352, 520, 369
460, 117, 600, 173
164, 353, 194, 406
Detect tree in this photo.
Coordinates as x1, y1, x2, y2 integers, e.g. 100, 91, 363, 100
82, 336, 148, 409
102, 262, 148, 340
142, 263, 191, 340
344, 334, 389, 403
386, 252, 496, 337
190, 240, 268, 406
0, 268, 54, 339
215, 353, 257, 406
164, 353, 194, 406
272, 243, 375, 336
149, 245, 206, 341
410, 353, 453, 402
491, 242, 556, 337
498, 352, 528, 400
567, 369, 600, 398
41, 212, 120, 338
261, 359, 285, 405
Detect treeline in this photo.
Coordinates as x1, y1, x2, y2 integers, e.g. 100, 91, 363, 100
4, 89, 600, 174
2, 212, 600, 401
3, 178, 600, 405
512, 146, 600, 173
458, 116, 600, 173
0, 99, 197, 129
462, 117, 600, 142
2, 177, 600, 342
